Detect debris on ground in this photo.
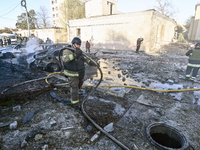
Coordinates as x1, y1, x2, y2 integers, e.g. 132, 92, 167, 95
0, 44, 200, 150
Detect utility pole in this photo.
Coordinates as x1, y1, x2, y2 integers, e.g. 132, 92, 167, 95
21, 0, 30, 37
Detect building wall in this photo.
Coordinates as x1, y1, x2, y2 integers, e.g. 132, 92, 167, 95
188, 4, 200, 41
188, 17, 195, 40
16, 28, 68, 43
68, 10, 176, 52
85, 0, 117, 18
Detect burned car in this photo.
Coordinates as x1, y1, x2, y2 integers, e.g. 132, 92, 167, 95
0, 43, 25, 59
28, 43, 70, 72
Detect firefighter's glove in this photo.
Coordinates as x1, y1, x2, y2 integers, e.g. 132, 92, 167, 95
89, 61, 96, 66
74, 48, 82, 58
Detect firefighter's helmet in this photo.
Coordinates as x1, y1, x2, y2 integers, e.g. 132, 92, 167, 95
195, 43, 200, 49
71, 37, 81, 45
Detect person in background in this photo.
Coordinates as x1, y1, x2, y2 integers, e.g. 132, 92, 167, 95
17, 37, 22, 43
0, 38, 3, 47
86, 40, 90, 53
136, 36, 144, 53
62, 37, 95, 108
185, 42, 200, 82
7, 38, 11, 45
4, 38, 7, 46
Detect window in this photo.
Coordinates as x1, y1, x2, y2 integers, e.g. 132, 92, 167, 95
77, 28, 81, 37
56, 7, 58, 11
53, 14, 55, 18
52, 0, 54, 4
52, 7, 54, 11
56, 14, 58, 17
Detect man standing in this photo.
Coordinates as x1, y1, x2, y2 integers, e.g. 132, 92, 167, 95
185, 42, 200, 82
136, 36, 144, 53
0, 38, 3, 47
62, 37, 95, 108
86, 40, 90, 53
7, 38, 11, 45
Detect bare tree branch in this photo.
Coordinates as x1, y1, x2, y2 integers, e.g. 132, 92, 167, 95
37, 6, 50, 28
154, 0, 178, 18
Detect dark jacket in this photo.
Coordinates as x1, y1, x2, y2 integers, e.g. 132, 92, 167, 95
86, 41, 90, 49
137, 38, 143, 45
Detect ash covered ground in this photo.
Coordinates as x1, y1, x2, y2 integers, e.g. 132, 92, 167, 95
0, 43, 200, 150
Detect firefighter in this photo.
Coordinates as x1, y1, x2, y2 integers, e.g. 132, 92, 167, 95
62, 37, 95, 107
185, 42, 200, 81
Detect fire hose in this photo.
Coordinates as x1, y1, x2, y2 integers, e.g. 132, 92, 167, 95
56, 47, 131, 150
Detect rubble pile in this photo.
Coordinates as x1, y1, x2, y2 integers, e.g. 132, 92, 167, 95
0, 44, 200, 150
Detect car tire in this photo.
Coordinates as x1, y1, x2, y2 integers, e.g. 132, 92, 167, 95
4, 52, 15, 59
47, 63, 61, 72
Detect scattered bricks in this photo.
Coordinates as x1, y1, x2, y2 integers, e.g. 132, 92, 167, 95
13, 105, 21, 111
34, 134, 43, 141
122, 77, 126, 82
108, 71, 111, 74
118, 74, 121, 78
50, 120, 57, 127
104, 123, 114, 132
10, 121, 17, 129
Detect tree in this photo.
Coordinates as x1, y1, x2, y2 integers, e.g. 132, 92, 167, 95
183, 17, 192, 40
177, 33, 186, 43
16, 9, 37, 29
59, 0, 85, 28
175, 24, 183, 33
37, 6, 50, 28
0, 28, 13, 34
154, 0, 178, 18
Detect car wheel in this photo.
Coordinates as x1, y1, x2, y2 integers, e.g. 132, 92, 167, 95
4, 52, 14, 59
47, 63, 61, 72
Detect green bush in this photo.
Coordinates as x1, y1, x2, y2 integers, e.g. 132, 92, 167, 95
178, 33, 187, 43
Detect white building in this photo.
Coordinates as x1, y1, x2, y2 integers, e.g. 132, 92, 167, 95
50, 0, 86, 27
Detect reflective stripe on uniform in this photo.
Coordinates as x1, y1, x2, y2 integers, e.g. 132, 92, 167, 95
187, 63, 200, 67
186, 75, 191, 77
69, 54, 74, 60
71, 99, 79, 104
190, 77, 195, 80
64, 70, 79, 77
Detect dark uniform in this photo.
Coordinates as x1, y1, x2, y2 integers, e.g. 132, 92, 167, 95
62, 37, 94, 106
86, 41, 90, 53
136, 37, 144, 53
185, 43, 200, 81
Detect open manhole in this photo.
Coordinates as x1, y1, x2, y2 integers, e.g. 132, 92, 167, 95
146, 122, 189, 150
